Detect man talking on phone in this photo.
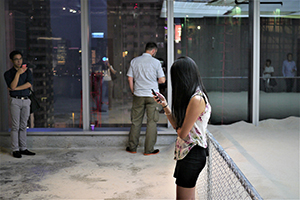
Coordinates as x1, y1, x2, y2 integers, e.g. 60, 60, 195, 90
4, 50, 35, 158
126, 42, 165, 155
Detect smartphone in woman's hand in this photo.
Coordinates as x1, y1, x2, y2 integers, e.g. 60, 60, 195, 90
151, 89, 161, 102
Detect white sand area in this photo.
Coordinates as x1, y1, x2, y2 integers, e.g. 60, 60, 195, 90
209, 116, 299, 199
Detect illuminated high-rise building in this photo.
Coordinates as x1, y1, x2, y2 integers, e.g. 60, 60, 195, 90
8, 0, 54, 127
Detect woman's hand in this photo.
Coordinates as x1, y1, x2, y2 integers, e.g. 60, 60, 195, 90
153, 91, 178, 130
152, 91, 167, 107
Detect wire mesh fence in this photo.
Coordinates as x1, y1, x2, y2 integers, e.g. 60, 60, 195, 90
197, 131, 263, 200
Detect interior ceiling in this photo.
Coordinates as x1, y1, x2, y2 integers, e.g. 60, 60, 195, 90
160, 0, 300, 18
32, 0, 299, 18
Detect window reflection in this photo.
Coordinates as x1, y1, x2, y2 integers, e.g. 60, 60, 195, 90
5, 0, 299, 128
88, 0, 168, 128
175, 16, 299, 124
7, 0, 81, 128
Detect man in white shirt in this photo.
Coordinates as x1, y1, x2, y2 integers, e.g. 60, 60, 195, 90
126, 42, 165, 155
282, 53, 297, 92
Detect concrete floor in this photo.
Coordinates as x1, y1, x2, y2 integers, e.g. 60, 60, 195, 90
0, 145, 177, 200
0, 117, 298, 200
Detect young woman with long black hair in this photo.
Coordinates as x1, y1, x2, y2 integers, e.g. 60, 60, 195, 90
153, 56, 211, 199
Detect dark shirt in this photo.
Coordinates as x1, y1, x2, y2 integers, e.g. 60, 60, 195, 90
4, 67, 33, 97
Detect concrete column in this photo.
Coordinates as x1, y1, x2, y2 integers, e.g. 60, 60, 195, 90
248, 0, 260, 126
252, 0, 260, 126
0, 0, 9, 131
81, 0, 91, 131
167, 0, 174, 128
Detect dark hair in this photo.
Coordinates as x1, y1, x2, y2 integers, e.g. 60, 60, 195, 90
266, 59, 271, 64
287, 53, 293, 57
170, 56, 208, 128
145, 42, 157, 51
9, 50, 23, 60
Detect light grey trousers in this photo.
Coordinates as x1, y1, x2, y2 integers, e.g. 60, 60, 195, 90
10, 97, 31, 151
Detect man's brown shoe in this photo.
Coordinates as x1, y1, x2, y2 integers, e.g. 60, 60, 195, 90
126, 147, 137, 154
144, 149, 159, 156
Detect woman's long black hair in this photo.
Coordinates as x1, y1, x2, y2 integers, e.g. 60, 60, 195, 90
171, 56, 208, 129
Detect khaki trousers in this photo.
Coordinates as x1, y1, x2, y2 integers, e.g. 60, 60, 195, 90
128, 95, 159, 154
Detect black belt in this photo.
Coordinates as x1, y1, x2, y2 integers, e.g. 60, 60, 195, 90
11, 96, 29, 100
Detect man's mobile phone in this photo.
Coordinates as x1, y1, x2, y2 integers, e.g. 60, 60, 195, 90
22, 64, 27, 68
151, 89, 161, 102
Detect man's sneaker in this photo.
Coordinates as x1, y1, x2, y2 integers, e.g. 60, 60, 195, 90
20, 149, 36, 156
13, 151, 22, 158
126, 147, 137, 154
144, 149, 160, 156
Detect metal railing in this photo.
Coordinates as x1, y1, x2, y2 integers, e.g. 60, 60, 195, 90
197, 131, 263, 200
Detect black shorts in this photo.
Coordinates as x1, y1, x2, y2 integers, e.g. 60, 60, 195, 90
173, 145, 207, 188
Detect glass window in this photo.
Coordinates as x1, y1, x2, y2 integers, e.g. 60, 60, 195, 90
259, 17, 300, 121
6, 0, 82, 128
171, 0, 299, 124
173, 16, 249, 124
5, 0, 298, 129
88, 0, 168, 128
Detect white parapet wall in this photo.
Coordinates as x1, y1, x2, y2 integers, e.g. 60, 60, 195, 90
0, 128, 177, 149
